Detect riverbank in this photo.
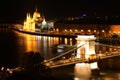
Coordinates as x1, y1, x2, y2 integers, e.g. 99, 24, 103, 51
96, 37, 120, 45
11, 27, 77, 38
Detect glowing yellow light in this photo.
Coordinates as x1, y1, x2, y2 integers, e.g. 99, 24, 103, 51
76, 35, 96, 58
23, 8, 49, 32
53, 37, 59, 44
1, 67, 4, 70
65, 38, 68, 44
109, 31, 111, 33
70, 29, 72, 32
77, 35, 95, 39
75, 29, 78, 32
56, 28, 59, 32
90, 62, 98, 69
81, 29, 84, 32
64, 29, 67, 32
74, 63, 91, 75
25, 35, 37, 52
110, 25, 120, 34
23, 13, 35, 31
94, 30, 96, 32
102, 30, 105, 33
88, 29, 91, 32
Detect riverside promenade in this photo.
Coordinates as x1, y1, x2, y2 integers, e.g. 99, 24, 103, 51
11, 26, 77, 38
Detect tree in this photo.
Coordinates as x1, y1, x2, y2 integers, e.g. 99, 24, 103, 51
21, 51, 44, 69
6, 51, 54, 80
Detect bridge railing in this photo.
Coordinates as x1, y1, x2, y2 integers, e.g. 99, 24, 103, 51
43, 41, 120, 68
43, 43, 87, 64
42, 43, 87, 67
44, 51, 120, 68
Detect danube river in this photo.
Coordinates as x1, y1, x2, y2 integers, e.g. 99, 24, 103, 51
1, 27, 120, 80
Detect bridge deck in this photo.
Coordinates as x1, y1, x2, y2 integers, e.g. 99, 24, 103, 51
44, 52, 120, 68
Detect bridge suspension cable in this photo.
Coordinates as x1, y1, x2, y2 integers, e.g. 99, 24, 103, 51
43, 43, 87, 63
95, 42, 117, 47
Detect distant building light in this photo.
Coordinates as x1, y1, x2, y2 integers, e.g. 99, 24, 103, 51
77, 35, 95, 39
88, 29, 91, 32
82, 13, 86, 17
65, 29, 67, 32
81, 29, 84, 32
102, 30, 105, 33
70, 29, 72, 32
56, 28, 59, 32
1, 67, 4, 71
75, 17, 79, 19
75, 29, 78, 32
94, 30, 96, 32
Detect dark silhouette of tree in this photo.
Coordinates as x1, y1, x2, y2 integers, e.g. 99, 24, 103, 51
6, 51, 54, 80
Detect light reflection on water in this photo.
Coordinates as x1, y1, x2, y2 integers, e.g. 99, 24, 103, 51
1, 29, 120, 80
14, 30, 120, 80
74, 66, 120, 80
74, 63, 91, 80
15, 31, 76, 59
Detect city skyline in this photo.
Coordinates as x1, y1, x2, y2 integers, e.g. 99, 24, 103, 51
0, 0, 120, 23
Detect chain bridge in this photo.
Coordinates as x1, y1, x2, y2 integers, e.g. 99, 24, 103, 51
42, 35, 120, 68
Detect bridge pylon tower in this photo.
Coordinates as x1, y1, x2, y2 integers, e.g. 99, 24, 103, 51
76, 35, 96, 59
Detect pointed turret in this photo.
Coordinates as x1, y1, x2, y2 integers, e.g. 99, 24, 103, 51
42, 19, 47, 25
35, 7, 38, 12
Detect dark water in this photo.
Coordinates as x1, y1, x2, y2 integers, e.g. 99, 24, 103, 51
0, 28, 76, 67
0, 29, 19, 67
1, 28, 120, 80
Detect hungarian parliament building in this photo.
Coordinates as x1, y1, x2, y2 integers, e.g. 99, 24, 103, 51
23, 9, 54, 32
13, 8, 120, 38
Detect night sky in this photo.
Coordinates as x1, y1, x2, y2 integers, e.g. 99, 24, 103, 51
0, 0, 120, 23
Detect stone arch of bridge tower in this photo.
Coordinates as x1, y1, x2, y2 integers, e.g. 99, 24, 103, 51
80, 47, 86, 59
76, 35, 96, 59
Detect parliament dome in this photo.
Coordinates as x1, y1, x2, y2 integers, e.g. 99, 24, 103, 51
33, 9, 41, 18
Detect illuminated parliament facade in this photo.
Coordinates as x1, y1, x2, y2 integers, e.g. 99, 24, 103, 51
23, 9, 54, 32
